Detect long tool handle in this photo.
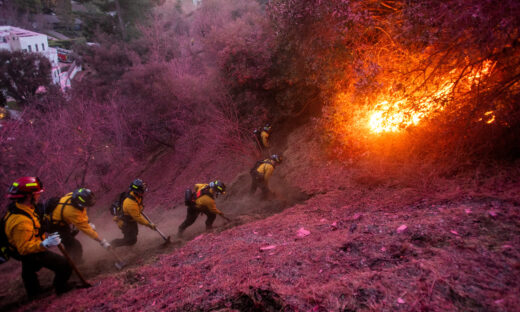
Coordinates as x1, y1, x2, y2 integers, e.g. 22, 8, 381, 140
58, 244, 91, 287
142, 212, 170, 241
109, 249, 124, 263
108, 249, 126, 270
220, 215, 232, 222
141, 211, 152, 223
155, 228, 169, 241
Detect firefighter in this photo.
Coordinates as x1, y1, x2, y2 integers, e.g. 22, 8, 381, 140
250, 154, 282, 198
111, 179, 156, 247
3, 177, 72, 298
177, 180, 227, 238
254, 123, 272, 150
261, 123, 272, 148
49, 188, 111, 263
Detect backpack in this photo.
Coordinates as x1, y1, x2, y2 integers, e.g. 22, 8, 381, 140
110, 192, 128, 217
0, 203, 39, 264
253, 128, 263, 143
0, 215, 11, 264
185, 186, 214, 207
185, 188, 194, 206
110, 192, 139, 217
250, 160, 272, 177
195, 186, 214, 200
36, 196, 61, 233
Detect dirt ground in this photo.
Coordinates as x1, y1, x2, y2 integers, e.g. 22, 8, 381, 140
0, 164, 307, 311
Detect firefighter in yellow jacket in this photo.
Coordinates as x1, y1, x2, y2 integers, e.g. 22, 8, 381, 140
260, 123, 271, 148
3, 177, 72, 298
49, 188, 110, 263
254, 123, 272, 150
250, 154, 282, 197
111, 179, 156, 247
177, 180, 227, 238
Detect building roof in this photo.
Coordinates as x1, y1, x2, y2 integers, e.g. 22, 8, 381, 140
0, 26, 46, 38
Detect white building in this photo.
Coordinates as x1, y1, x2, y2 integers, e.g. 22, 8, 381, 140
0, 26, 61, 84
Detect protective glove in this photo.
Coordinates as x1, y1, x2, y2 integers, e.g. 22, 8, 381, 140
89, 223, 96, 230
149, 223, 157, 230
99, 238, 111, 249
42, 232, 61, 248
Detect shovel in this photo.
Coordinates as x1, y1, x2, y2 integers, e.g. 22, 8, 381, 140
108, 249, 127, 270
58, 244, 91, 288
142, 212, 171, 244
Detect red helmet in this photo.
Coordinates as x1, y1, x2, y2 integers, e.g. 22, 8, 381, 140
7, 177, 44, 199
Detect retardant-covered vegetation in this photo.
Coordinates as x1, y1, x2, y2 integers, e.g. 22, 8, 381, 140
0, 0, 519, 310
2, 0, 519, 202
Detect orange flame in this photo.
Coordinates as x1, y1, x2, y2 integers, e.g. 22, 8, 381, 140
366, 60, 494, 133
484, 111, 495, 124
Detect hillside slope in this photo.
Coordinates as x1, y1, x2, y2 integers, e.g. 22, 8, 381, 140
4, 126, 520, 311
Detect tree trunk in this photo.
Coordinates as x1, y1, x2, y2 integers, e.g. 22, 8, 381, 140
114, 0, 127, 40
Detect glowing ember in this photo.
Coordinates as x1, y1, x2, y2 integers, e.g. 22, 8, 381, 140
484, 111, 496, 124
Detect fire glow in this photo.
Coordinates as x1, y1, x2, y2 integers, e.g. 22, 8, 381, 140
481, 111, 496, 124
366, 61, 494, 133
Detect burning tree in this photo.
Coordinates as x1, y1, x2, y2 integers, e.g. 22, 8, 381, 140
266, 0, 520, 161
3, 0, 518, 207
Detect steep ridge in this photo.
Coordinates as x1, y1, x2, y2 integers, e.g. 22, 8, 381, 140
3, 126, 520, 311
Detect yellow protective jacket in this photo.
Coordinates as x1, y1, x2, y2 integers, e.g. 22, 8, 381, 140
122, 191, 152, 226
51, 193, 100, 241
260, 131, 270, 148
256, 159, 275, 184
4, 203, 46, 256
193, 184, 223, 215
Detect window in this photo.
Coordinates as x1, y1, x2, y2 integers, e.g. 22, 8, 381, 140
42, 43, 45, 51
28, 45, 32, 52
35, 44, 38, 52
